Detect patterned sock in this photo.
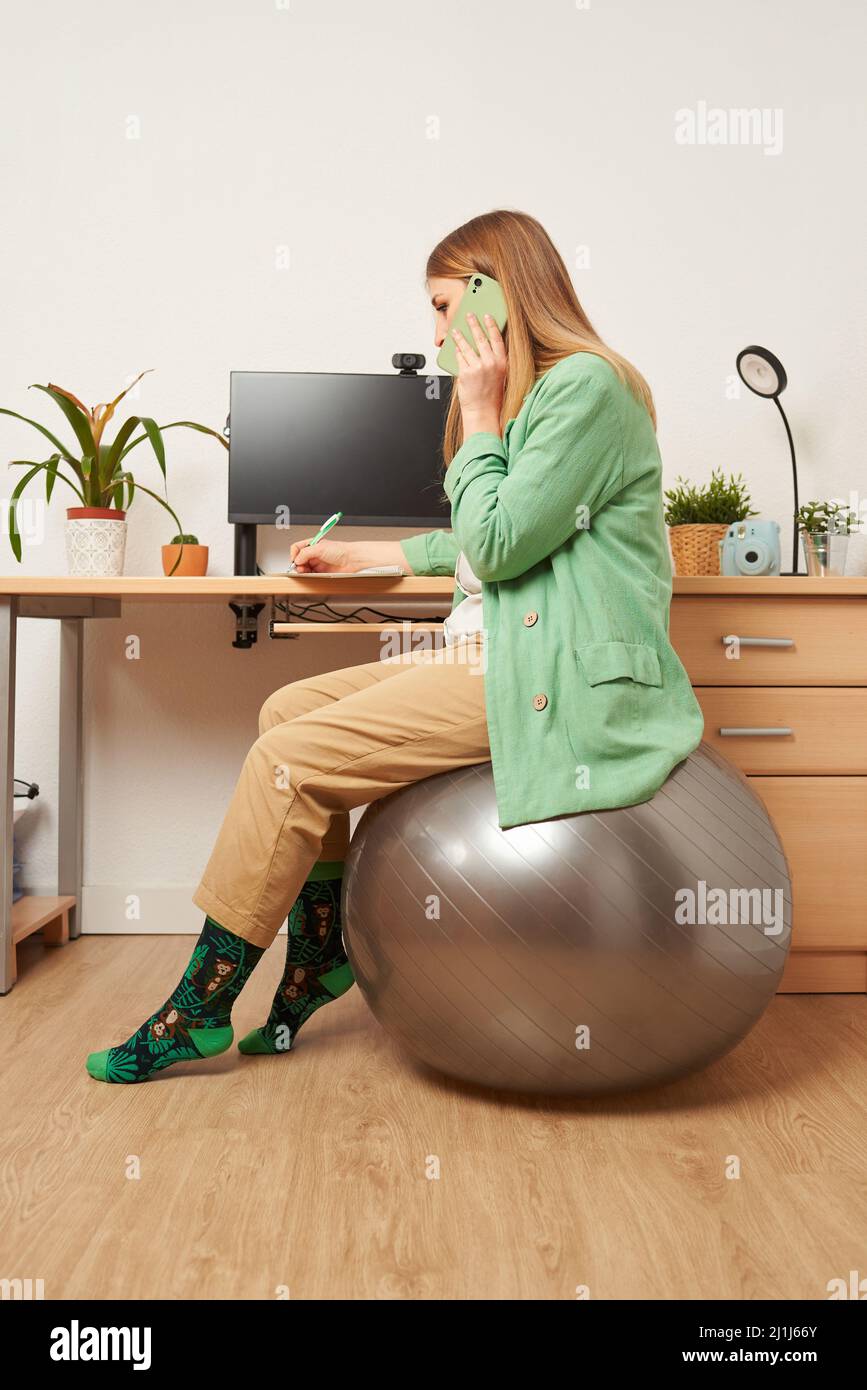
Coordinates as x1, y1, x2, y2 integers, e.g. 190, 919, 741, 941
237, 862, 354, 1056
86, 916, 265, 1084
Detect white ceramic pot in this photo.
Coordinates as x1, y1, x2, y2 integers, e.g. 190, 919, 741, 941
65, 507, 127, 577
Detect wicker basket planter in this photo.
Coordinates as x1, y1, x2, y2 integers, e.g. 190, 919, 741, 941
668, 523, 730, 576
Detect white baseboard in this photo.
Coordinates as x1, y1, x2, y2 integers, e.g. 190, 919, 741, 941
77, 885, 290, 936
29, 807, 365, 936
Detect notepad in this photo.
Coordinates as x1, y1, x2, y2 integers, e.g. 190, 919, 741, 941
285, 566, 407, 577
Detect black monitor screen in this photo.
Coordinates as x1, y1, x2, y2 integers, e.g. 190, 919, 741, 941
228, 371, 453, 526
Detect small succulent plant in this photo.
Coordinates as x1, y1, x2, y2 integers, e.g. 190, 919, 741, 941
796, 500, 861, 535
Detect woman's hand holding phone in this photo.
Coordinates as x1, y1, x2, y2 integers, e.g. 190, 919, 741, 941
451, 313, 507, 440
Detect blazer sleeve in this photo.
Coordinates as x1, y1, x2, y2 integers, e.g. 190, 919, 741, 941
442, 362, 625, 582
399, 528, 461, 576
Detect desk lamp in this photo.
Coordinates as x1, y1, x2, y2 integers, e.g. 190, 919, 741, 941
736, 345, 800, 574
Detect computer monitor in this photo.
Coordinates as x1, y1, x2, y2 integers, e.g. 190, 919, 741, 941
228, 370, 453, 526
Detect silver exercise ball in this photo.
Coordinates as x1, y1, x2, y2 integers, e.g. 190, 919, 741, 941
342, 744, 792, 1096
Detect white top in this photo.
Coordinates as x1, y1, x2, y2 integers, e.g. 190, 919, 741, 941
442, 551, 485, 646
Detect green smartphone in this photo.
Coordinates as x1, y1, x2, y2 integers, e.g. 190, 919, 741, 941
436, 272, 508, 376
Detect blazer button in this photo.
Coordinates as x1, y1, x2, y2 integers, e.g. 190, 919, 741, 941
523, 610, 539, 627
532, 693, 548, 711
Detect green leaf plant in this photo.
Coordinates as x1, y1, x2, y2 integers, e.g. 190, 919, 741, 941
1, 370, 228, 573
663, 469, 758, 527
796, 500, 861, 536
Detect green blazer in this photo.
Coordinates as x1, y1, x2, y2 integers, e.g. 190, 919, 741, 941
400, 350, 705, 829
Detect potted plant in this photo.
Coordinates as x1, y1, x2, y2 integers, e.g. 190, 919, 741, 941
664, 470, 757, 576
797, 500, 860, 577
1, 371, 227, 576
162, 532, 209, 577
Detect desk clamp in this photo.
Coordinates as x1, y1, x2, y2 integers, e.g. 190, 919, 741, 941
228, 600, 265, 649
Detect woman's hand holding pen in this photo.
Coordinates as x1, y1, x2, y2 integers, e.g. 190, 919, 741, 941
288, 539, 411, 574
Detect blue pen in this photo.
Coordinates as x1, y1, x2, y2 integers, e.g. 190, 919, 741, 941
286, 511, 343, 574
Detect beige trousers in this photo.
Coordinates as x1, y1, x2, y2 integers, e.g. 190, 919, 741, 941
192, 636, 490, 949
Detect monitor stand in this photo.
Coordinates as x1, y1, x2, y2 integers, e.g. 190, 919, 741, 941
233, 522, 258, 576
231, 523, 264, 648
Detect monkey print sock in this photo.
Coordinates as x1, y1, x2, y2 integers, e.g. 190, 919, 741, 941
86, 917, 265, 1083
238, 863, 354, 1056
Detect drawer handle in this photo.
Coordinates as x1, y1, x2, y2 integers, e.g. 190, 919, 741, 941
723, 635, 794, 648
719, 727, 793, 737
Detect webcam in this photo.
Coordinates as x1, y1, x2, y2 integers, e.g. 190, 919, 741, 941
392, 353, 426, 375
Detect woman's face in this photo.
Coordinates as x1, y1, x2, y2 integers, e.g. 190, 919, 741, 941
428, 276, 469, 350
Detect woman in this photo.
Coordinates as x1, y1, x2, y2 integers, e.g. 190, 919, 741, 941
86, 209, 704, 1084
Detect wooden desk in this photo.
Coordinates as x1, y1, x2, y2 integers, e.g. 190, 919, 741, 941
0, 574, 456, 991
0, 573, 456, 602
2, 574, 865, 993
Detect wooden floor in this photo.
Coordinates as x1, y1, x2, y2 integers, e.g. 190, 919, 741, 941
2, 934, 865, 1301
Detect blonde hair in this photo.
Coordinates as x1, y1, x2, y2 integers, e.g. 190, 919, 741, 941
426, 209, 656, 464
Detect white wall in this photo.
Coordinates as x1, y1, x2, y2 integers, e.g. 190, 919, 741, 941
2, 0, 865, 926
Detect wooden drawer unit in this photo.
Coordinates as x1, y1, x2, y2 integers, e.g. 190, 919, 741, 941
671, 578, 867, 993
695, 688, 867, 774
670, 595, 867, 684
748, 778, 867, 950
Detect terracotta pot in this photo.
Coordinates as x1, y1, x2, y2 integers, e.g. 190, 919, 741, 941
67, 507, 126, 521
65, 507, 127, 577
161, 543, 209, 577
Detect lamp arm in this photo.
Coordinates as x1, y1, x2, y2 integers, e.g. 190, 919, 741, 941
774, 395, 799, 573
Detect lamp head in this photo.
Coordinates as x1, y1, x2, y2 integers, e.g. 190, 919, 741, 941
736, 345, 788, 398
